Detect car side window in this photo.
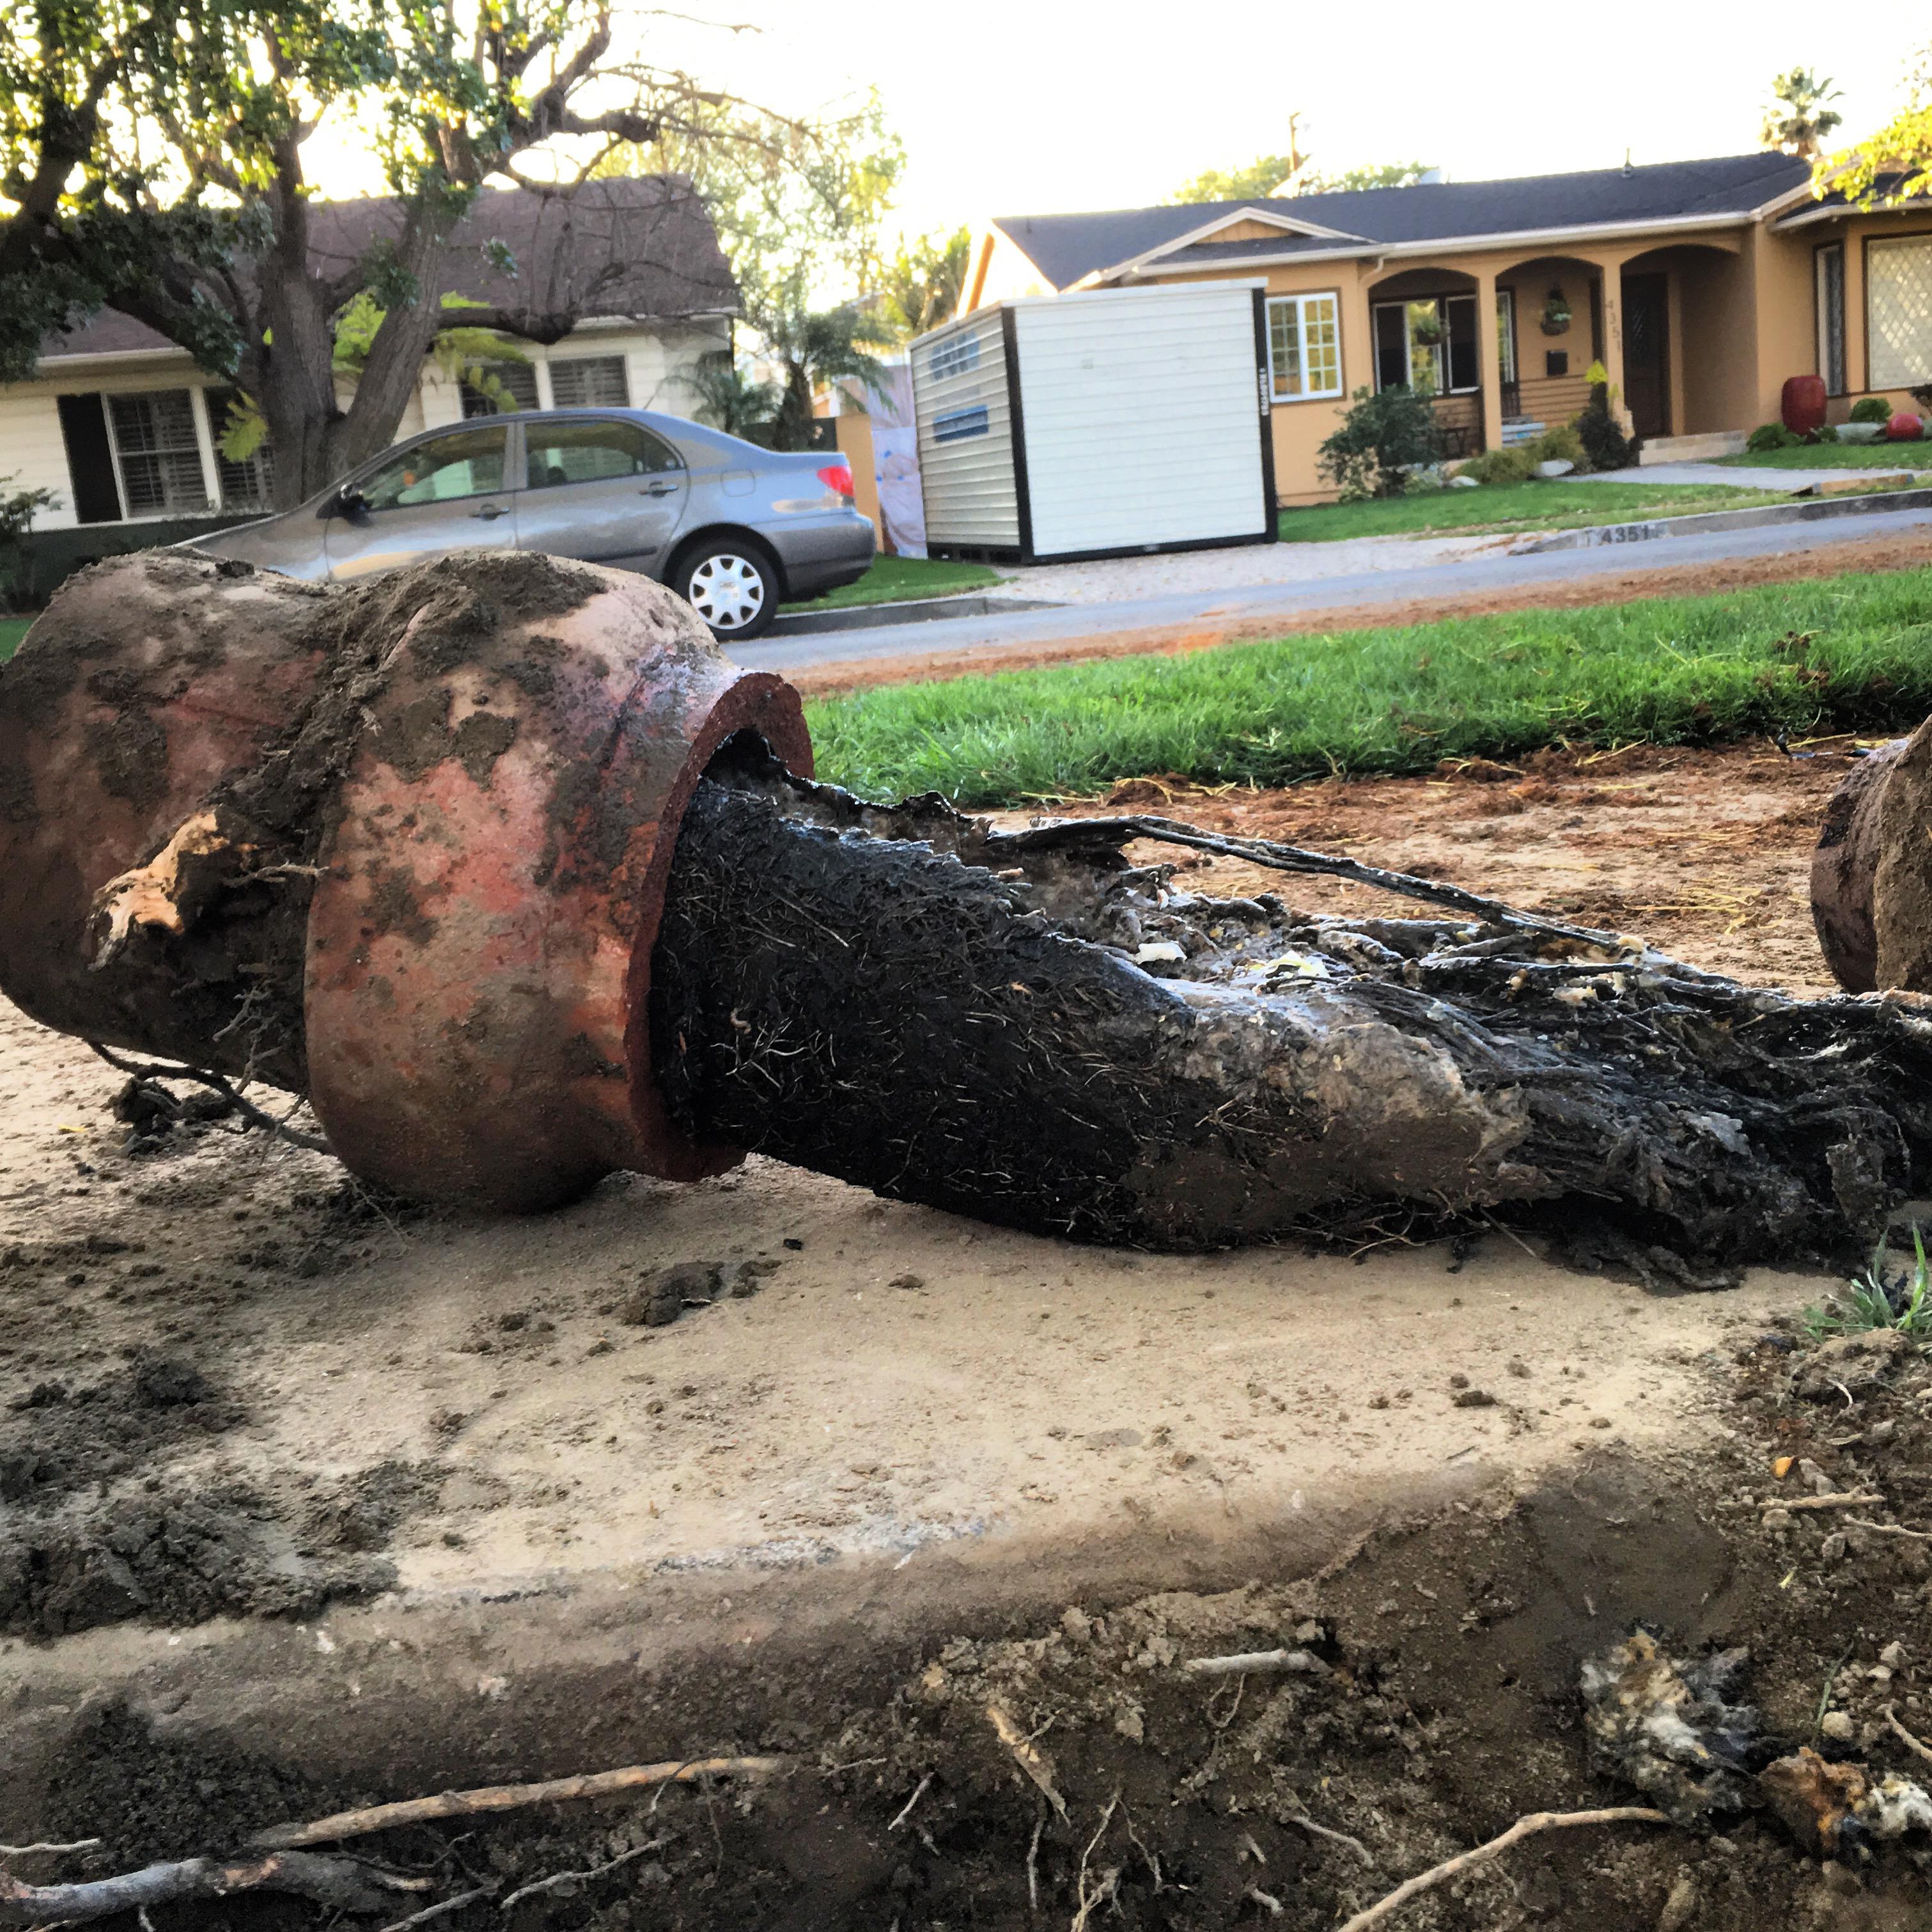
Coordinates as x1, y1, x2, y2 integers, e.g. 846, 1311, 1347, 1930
524, 419, 683, 490
359, 426, 509, 510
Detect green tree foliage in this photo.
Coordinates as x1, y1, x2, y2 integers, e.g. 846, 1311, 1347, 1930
873, 225, 971, 340
1303, 161, 1431, 193
1, 0, 722, 504
685, 349, 781, 444
1316, 386, 1442, 501
1825, 45, 1931, 207
1170, 153, 1304, 203
1763, 66, 1843, 159
605, 91, 903, 449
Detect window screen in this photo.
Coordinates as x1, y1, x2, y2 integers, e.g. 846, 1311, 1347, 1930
1869, 237, 1932, 390
1816, 244, 1847, 395
460, 361, 540, 417
107, 391, 208, 515
525, 419, 680, 488
359, 426, 509, 509
548, 356, 630, 409
1266, 294, 1341, 401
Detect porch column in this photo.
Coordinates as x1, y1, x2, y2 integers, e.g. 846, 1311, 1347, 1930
1474, 269, 1504, 456
1598, 261, 1632, 435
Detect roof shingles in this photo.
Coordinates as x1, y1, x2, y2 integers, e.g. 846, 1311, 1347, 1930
41, 174, 735, 362
995, 152, 1814, 290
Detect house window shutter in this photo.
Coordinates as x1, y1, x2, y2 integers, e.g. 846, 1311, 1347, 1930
56, 393, 123, 525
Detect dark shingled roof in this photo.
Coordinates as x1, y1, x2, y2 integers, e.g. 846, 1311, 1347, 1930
1784, 171, 1932, 218
994, 152, 1814, 291
42, 175, 736, 361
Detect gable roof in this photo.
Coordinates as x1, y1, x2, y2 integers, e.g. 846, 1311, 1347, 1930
40, 174, 736, 362
993, 151, 1814, 290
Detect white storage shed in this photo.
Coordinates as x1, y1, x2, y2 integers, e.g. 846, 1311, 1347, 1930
910, 281, 1276, 565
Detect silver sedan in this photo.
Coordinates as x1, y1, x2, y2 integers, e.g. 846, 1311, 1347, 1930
192, 408, 876, 641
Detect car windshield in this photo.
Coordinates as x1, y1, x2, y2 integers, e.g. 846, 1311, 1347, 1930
360, 426, 508, 510
524, 419, 682, 490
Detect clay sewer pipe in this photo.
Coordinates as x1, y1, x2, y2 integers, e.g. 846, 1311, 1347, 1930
0, 551, 811, 1210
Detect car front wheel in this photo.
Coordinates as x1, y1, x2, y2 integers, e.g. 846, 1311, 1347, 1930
678, 541, 777, 642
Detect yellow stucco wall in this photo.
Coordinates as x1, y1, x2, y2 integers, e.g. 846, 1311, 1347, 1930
976, 202, 1932, 502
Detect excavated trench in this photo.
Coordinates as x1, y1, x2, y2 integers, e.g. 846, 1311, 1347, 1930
8, 554, 1932, 1926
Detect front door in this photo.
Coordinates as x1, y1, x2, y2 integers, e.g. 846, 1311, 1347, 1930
515, 416, 689, 570
325, 423, 517, 581
1622, 274, 1670, 440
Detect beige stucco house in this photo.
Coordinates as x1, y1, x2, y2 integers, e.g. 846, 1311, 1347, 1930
965, 152, 1932, 503
0, 176, 736, 554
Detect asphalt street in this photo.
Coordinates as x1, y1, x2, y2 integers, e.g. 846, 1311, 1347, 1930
738, 500, 1932, 678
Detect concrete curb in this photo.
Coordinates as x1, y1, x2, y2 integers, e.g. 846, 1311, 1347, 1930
1513, 485, 1932, 554
771, 591, 1057, 637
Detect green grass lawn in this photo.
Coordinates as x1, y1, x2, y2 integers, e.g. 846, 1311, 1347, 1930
1712, 441, 1932, 469
783, 555, 1002, 612
1277, 478, 1774, 543
807, 564, 1932, 807
0, 616, 29, 663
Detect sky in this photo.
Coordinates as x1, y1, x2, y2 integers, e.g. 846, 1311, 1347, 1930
633, 0, 1930, 235
311, 0, 1931, 236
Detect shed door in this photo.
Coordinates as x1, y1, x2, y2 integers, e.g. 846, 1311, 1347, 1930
1013, 288, 1267, 559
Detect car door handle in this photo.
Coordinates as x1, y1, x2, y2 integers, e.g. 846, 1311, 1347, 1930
470, 502, 509, 520
641, 481, 678, 497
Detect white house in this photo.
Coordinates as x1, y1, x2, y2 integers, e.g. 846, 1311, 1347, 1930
0, 176, 737, 537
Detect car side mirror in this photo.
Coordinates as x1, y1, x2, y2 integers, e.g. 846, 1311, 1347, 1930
325, 484, 368, 520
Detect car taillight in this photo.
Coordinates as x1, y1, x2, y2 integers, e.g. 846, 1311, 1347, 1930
816, 463, 855, 499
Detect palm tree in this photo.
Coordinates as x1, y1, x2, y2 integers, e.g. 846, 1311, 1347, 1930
1763, 67, 1844, 160
873, 227, 972, 340
685, 351, 782, 445
756, 296, 894, 451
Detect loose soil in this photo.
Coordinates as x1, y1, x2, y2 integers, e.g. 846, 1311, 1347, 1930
786, 528, 1932, 699
5, 742, 1932, 1929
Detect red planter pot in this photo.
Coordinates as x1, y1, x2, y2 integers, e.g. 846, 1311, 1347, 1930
1780, 375, 1828, 436
1888, 412, 1925, 442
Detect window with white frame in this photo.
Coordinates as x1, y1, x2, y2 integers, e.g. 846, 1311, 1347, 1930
1266, 293, 1343, 401
204, 386, 276, 511
106, 391, 209, 516
549, 355, 630, 408
1868, 236, 1932, 391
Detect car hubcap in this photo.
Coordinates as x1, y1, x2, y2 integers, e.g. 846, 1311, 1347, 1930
687, 554, 767, 630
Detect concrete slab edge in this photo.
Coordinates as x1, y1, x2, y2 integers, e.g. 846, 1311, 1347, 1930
1514, 485, 1932, 554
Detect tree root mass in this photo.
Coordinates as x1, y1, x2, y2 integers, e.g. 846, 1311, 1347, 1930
651, 739, 1932, 1266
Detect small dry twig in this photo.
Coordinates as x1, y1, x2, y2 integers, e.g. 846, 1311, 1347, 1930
0, 1840, 100, 1858
1069, 1795, 1120, 1932
987, 1704, 1068, 1823
1180, 1648, 1329, 1680
889, 1773, 933, 1833
1027, 1812, 1045, 1913
375, 1888, 494, 1932
1247, 1885, 1286, 1917
1846, 1516, 1932, 1540
1767, 1492, 1887, 1514
1332, 1807, 1671, 1932
1285, 1811, 1376, 1867
87, 1040, 333, 1155
249, 1756, 786, 1850
499, 1839, 667, 1909
1886, 1704, 1932, 1768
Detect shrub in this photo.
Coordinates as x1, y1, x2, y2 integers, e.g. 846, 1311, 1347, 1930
1810, 423, 1841, 444
1850, 397, 1892, 424
1747, 422, 1800, 453
0, 478, 58, 611
1458, 446, 1538, 485
1575, 385, 1635, 471
1318, 386, 1444, 501
1524, 423, 1589, 471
